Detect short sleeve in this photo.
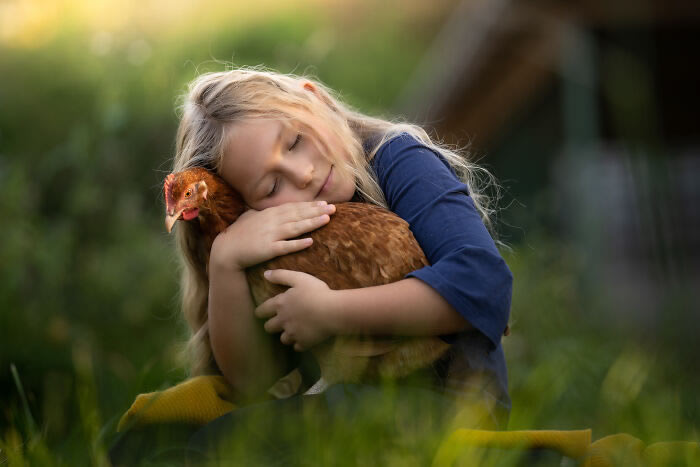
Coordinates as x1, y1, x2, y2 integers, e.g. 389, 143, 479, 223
370, 134, 512, 348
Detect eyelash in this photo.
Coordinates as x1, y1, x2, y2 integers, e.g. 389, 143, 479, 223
289, 133, 301, 151
268, 178, 279, 197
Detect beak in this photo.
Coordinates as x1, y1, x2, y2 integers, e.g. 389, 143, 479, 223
165, 210, 182, 233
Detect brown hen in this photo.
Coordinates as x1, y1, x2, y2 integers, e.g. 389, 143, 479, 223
164, 167, 449, 395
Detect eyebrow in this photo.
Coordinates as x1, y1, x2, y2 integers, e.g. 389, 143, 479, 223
250, 122, 285, 200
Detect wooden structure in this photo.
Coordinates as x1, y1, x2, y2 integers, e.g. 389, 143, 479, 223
397, 0, 700, 323
397, 0, 700, 148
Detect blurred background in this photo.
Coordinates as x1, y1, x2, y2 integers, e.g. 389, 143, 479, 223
1, 0, 698, 462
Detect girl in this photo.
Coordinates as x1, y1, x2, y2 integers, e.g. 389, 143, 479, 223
172, 68, 512, 443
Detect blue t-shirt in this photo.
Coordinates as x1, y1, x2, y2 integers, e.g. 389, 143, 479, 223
368, 133, 512, 413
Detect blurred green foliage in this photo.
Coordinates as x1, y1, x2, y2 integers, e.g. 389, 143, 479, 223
0, 0, 697, 464
0, 0, 447, 462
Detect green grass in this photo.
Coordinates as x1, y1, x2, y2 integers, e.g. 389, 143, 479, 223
2, 241, 697, 465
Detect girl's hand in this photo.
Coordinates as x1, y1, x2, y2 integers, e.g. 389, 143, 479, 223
210, 201, 336, 271
254, 269, 338, 352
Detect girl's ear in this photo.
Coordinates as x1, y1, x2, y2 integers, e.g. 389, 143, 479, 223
302, 81, 337, 112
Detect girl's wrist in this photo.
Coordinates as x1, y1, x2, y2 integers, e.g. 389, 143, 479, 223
209, 255, 241, 275
325, 289, 353, 336
209, 250, 245, 278
209, 237, 244, 273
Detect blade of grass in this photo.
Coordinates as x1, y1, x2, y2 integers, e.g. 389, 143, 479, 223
10, 364, 38, 439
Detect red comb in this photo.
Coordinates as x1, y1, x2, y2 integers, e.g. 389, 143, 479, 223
164, 173, 176, 213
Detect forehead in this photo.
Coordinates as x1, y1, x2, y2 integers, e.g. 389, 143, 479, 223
226, 119, 280, 158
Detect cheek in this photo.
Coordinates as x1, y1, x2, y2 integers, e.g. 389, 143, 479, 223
335, 171, 357, 202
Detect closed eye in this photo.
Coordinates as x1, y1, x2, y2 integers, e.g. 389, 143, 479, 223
267, 178, 279, 197
289, 133, 301, 151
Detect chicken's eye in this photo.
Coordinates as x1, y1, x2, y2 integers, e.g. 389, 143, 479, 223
185, 190, 192, 198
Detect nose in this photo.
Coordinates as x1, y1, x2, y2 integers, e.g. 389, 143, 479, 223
288, 162, 314, 189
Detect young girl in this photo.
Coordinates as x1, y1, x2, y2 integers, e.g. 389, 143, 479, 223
172, 68, 512, 442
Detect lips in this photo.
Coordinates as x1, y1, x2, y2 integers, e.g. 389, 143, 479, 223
317, 165, 333, 198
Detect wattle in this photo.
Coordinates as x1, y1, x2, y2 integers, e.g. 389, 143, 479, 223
182, 208, 199, 221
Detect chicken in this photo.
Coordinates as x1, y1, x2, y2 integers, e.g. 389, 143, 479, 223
164, 167, 450, 395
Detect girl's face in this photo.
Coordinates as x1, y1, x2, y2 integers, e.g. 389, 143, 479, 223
221, 118, 357, 210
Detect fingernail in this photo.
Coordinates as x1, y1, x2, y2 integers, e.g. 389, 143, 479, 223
326, 204, 335, 213
264, 270, 271, 278
317, 201, 327, 206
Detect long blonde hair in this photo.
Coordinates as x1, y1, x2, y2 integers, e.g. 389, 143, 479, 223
172, 67, 499, 375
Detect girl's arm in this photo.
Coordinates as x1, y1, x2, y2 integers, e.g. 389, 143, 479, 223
257, 134, 512, 352
256, 270, 469, 351
208, 262, 281, 403
207, 201, 335, 401
371, 134, 512, 347
331, 277, 469, 335
259, 256, 508, 351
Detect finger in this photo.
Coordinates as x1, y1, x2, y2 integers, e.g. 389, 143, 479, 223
294, 343, 304, 352
280, 332, 294, 346
275, 201, 335, 223
254, 300, 277, 319
264, 317, 283, 334
282, 214, 331, 238
271, 238, 314, 257
264, 269, 312, 287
